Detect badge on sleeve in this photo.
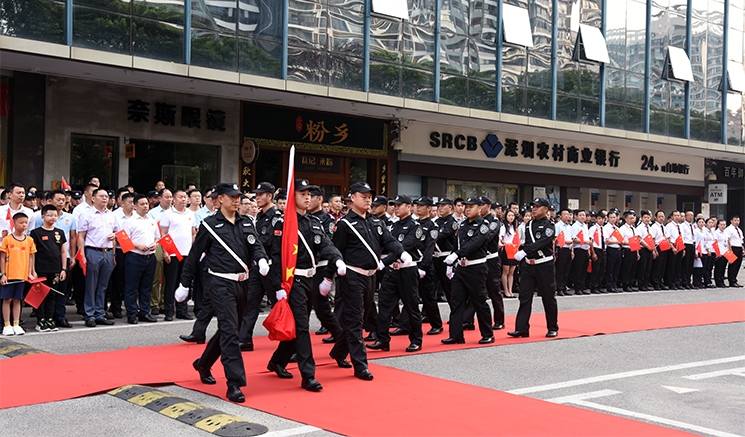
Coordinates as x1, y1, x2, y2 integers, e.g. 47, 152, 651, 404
545, 227, 554, 237
398, 234, 404, 241
489, 221, 498, 230
261, 226, 266, 235
430, 229, 439, 239
415, 228, 422, 239
480, 224, 489, 234
452, 221, 458, 230
377, 226, 383, 235
467, 230, 474, 237
314, 235, 321, 244
272, 217, 279, 227
329, 223, 335, 234
247, 234, 256, 244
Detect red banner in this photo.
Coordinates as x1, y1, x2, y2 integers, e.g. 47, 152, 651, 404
611, 228, 623, 244
158, 234, 183, 261
61, 177, 71, 191
576, 230, 584, 244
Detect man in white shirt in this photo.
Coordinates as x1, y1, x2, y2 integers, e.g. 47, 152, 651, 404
554, 208, 574, 296
148, 188, 173, 316
123, 194, 161, 324
569, 210, 592, 295
619, 210, 639, 292
0, 182, 36, 237
72, 184, 97, 221
107, 192, 135, 319
650, 210, 668, 290
664, 210, 684, 290
680, 211, 696, 289
603, 210, 622, 293
725, 216, 743, 287
159, 189, 197, 321
635, 210, 656, 291
588, 212, 606, 294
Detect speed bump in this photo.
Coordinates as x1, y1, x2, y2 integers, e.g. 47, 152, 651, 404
0, 337, 44, 358
109, 385, 268, 436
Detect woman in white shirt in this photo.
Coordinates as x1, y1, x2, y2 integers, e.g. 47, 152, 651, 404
713, 219, 730, 288
701, 217, 717, 288
693, 218, 706, 288
499, 210, 519, 298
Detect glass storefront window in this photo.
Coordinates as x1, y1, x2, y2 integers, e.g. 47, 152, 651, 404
73, 6, 131, 54
328, 53, 364, 91
349, 157, 368, 186
446, 181, 518, 206
127, 139, 220, 194
238, 37, 282, 78
191, 30, 237, 71
71, 134, 117, 189
133, 17, 184, 63
287, 46, 328, 85
1, 0, 66, 45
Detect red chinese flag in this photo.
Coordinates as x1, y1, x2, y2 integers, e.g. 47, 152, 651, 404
629, 236, 641, 252
643, 233, 655, 249
611, 228, 623, 243
712, 240, 721, 257
723, 249, 737, 264
512, 233, 520, 246
61, 177, 71, 190
76, 249, 87, 275
115, 229, 135, 253
593, 228, 600, 246
6, 208, 13, 232
675, 235, 685, 252
576, 230, 584, 244
158, 234, 183, 261
505, 244, 519, 259
659, 238, 671, 251
557, 231, 565, 247
696, 242, 703, 255
24, 280, 51, 309
587, 261, 592, 273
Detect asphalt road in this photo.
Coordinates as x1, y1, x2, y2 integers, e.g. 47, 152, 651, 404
1, 279, 744, 437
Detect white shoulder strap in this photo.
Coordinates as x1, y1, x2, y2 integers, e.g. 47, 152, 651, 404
202, 221, 249, 273
341, 218, 379, 263
297, 231, 316, 268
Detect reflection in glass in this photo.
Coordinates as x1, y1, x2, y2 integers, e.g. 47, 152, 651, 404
191, 30, 237, 71
75, 0, 129, 14
468, 79, 496, 110
287, 46, 328, 85
669, 113, 685, 138
650, 7, 669, 71
726, 92, 743, 145
73, 6, 131, 54
579, 64, 600, 99
1, 0, 66, 44
650, 111, 668, 135
625, 106, 644, 132
650, 77, 669, 110
502, 85, 526, 115
580, 99, 599, 125
705, 89, 722, 118
528, 0, 552, 92
238, 37, 282, 77
626, 0, 647, 74
580, 0, 602, 28
469, 39, 496, 81
328, 54, 364, 91
706, 23, 723, 89
605, 0, 626, 69
706, 119, 721, 142
440, 0, 468, 36
625, 72, 644, 105
402, 67, 434, 101
369, 62, 401, 96
407, 0, 436, 28
527, 90, 550, 118
690, 116, 706, 141
689, 17, 706, 84
404, 23, 436, 70
133, 18, 184, 63
329, 6, 364, 56
557, 95, 578, 122
370, 17, 401, 63
690, 83, 706, 118
133, 0, 184, 26
288, 0, 327, 49
440, 74, 468, 106
502, 46, 527, 87
440, 30, 468, 75
606, 68, 625, 103
605, 104, 625, 129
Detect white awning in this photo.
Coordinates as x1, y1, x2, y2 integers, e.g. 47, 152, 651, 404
371, 0, 409, 21
502, 3, 534, 48
573, 24, 609, 64
663, 46, 694, 82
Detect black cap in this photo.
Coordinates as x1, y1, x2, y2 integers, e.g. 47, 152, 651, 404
252, 181, 275, 194
71, 190, 82, 199
310, 186, 324, 197
349, 182, 375, 196
146, 190, 159, 199
414, 196, 435, 207
463, 197, 483, 206
342, 194, 351, 202
491, 203, 500, 209
214, 182, 242, 197
392, 195, 412, 204
589, 210, 597, 217
107, 190, 115, 197
479, 196, 491, 205
295, 179, 318, 192
371, 196, 388, 206
25, 192, 36, 200
436, 197, 453, 206
530, 198, 550, 208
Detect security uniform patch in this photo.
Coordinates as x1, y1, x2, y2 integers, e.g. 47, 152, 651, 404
247, 234, 256, 244
480, 224, 489, 234
415, 228, 422, 239
314, 235, 321, 244
430, 229, 439, 239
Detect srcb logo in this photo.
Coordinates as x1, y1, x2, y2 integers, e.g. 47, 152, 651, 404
481, 134, 503, 158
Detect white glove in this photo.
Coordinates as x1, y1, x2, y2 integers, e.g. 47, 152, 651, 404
276, 289, 287, 300
444, 252, 458, 265
175, 284, 189, 303
319, 278, 333, 296
446, 265, 454, 280
514, 250, 527, 262
377, 260, 385, 271
418, 269, 426, 279
400, 251, 413, 267
258, 258, 270, 276
336, 260, 347, 276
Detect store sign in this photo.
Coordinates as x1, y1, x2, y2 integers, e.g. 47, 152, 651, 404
708, 159, 745, 183
242, 103, 388, 156
296, 153, 341, 173
401, 123, 704, 182
708, 184, 728, 204
126, 100, 226, 131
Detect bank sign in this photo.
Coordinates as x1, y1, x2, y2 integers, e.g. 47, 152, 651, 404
401, 123, 704, 182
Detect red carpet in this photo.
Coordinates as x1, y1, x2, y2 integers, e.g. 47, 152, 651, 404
0, 301, 741, 436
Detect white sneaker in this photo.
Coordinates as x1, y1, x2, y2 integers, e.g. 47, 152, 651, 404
12, 325, 25, 335
2, 326, 13, 336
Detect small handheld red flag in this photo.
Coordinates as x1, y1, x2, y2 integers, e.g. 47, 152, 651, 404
6, 208, 13, 232
628, 236, 641, 252
723, 249, 737, 264
115, 229, 135, 253
712, 240, 721, 257
675, 235, 685, 252
593, 228, 600, 246
76, 249, 87, 275
587, 261, 592, 273
61, 177, 71, 190
696, 242, 702, 255
24, 279, 51, 309
158, 234, 183, 261
658, 238, 671, 251
611, 228, 623, 243
557, 231, 565, 247
512, 233, 520, 246
576, 230, 584, 244
643, 233, 655, 249
505, 243, 519, 259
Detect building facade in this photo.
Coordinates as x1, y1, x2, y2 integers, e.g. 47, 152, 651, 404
0, 0, 743, 216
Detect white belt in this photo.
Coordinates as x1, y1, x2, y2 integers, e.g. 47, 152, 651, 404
434, 251, 452, 258
486, 252, 500, 260
295, 267, 316, 278
316, 260, 328, 267
347, 265, 377, 276
525, 256, 553, 265
458, 257, 487, 267
208, 269, 249, 282
390, 261, 417, 270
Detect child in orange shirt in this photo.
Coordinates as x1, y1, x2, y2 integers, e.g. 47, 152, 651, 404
1, 212, 37, 336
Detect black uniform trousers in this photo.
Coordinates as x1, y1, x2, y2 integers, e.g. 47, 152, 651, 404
107, 248, 126, 314
636, 249, 653, 289
728, 247, 743, 286
620, 249, 637, 290
376, 267, 423, 346
433, 257, 452, 302
163, 256, 188, 317
193, 262, 206, 316
665, 250, 683, 288
693, 258, 705, 287
651, 250, 668, 288
311, 271, 343, 339
568, 248, 589, 293
555, 248, 572, 292
714, 255, 728, 286
398, 263, 442, 331
515, 260, 558, 333
189, 263, 213, 338
681, 244, 695, 287
464, 257, 504, 326
589, 248, 606, 292
271, 276, 316, 380
197, 275, 248, 388
605, 247, 622, 292
364, 271, 381, 334
36, 272, 59, 322
448, 264, 492, 341
330, 270, 374, 372
239, 264, 270, 345
702, 254, 714, 286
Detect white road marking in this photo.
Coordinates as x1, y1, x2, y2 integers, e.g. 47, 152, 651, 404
661, 385, 700, 394
549, 390, 743, 437
508, 355, 745, 395
684, 367, 745, 380
261, 425, 322, 437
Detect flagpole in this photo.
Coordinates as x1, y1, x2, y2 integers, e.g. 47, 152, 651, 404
287, 146, 295, 191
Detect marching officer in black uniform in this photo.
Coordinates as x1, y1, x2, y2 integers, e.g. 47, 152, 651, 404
433, 198, 458, 304
396, 196, 443, 335
367, 195, 423, 353
239, 181, 283, 351
267, 179, 345, 392
508, 198, 559, 339
178, 183, 270, 403
328, 182, 404, 381
441, 197, 494, 345
480, 196, 505, 329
